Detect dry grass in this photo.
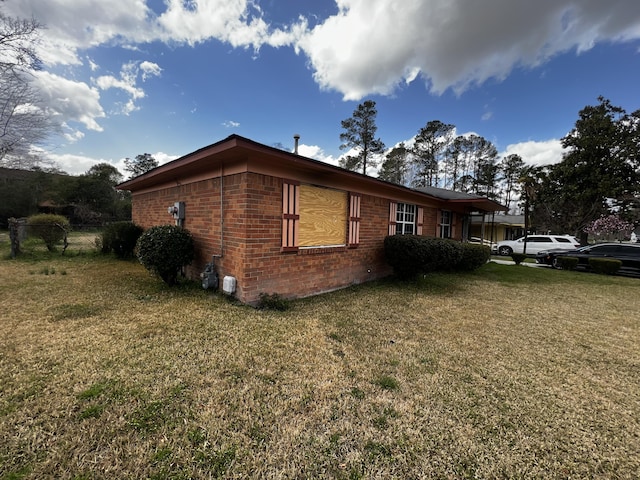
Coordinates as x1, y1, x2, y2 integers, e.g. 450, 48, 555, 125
1, 241, 639, 479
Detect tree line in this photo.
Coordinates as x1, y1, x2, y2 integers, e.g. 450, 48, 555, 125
339, 98, 640, 239
339, 100, 527, 212
0, 154, 158, 226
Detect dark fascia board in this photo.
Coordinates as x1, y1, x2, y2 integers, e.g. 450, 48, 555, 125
117, 134, 505, 212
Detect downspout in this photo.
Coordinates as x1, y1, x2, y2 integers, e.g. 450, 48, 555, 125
219, 161, 224, 257
201, 163, 224, 290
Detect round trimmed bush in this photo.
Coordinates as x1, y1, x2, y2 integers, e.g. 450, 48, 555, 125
511, 253, 528, 265
456, 243, 491, 271
556, 256, 579, 270
27, 213, 70, 251
136, 225, 195, 285
101, 221, 143, 259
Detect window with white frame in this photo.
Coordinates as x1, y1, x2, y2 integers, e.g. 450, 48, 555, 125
440, 210, 452, 238
389, 202, 424, 236
396, 203, 416, 235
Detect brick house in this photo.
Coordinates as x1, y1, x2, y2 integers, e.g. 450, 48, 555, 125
118, 135, 504, 304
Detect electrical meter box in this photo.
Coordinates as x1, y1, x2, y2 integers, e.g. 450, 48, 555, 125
167, 201, 185, 220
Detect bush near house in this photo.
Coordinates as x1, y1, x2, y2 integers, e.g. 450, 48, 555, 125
588, 258, 622, 275
385, 235, 488, 279
27, 213, 70, 251
136, 225, 195, 285
511, 253, 528, 265
458, 243, 491, 271
557, 256, 579, 270
101, 222, 144, 259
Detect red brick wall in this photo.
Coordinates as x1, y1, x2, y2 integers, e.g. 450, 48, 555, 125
132, 172, 391, 303
234, 175, 394, 303
131, 171, 464, 304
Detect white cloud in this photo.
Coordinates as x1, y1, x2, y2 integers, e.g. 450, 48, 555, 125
481, 111, 493, 122
140, 61, 162, 81
32, 71, 105, 132
297, 144, 339, 166
37, 150, 179, 176
62, 125, 85, 143
4, 0, 155, 66
39, 151, 116, 175
500, 139, 566, 167
296, 0, 640, 99
7, 0, 302, 68
87, 57, 99, 72
223, 120, 240, 128
10, 0, 640, 101
153, 151, 179, 166
156, 0, 294, 49
94, 60, 161, 115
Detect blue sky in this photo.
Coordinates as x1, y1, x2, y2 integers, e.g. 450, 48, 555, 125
5, 0, 640, 176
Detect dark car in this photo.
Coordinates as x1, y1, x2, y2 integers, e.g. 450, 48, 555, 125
535, 243, 640, 275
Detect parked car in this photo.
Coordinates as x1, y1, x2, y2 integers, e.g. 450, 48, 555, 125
535, 243, 640, 275
469, 237, 497, 253
496, 235, 580, 256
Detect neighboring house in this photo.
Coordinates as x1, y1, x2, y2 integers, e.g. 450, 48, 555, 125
118, 135, 504, 304
470, 214, 524, 244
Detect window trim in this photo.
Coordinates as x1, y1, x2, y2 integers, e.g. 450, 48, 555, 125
389, 202, 424, 236
396, 202, 416, 235
440, 210, 452, 238
281, 180, 300, 252
348, 193, 361, 247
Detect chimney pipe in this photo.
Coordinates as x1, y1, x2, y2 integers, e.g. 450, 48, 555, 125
293, 134, 300, 154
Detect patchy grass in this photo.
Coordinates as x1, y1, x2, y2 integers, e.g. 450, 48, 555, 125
0, 246, 639, 478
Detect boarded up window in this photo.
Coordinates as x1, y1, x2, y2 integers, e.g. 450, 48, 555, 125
282, 181, 300, 251
298, 185, 347, 247
348, 194, 361, 247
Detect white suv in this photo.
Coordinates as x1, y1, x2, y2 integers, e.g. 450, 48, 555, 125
496, 235, 580, 256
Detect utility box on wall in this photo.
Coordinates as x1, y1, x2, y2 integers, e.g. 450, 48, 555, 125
222, 276, 236, 295
167, 201, 185, 220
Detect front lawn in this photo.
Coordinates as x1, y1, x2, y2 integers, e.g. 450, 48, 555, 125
1, 243, 639, 478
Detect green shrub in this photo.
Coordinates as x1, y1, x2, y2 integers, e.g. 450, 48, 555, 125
384, 235, 464, 279
101, 222, 144, 259
136, 225, 195, 285
511, 253, 527, 265
257, 293, 290, 311
456, 243, 491, 271
588, 258, 622, 275
27, 214, 70, 251
557, 256, 579, 270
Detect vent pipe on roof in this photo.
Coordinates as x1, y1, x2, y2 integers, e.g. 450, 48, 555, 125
293, 134, 300, 154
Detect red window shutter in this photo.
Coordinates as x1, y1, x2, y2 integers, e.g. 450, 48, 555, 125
416, 207, 424, 235
282, 181, 300, 251
388, 202, 397, 235
451, 212, 456, 238
348, 194, 361, 247
436, 209, 442, 237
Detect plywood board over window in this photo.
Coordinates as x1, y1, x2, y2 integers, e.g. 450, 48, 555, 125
298, 185, 347, 247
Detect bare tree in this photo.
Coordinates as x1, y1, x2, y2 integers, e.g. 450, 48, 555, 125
0, 8, 54, 166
